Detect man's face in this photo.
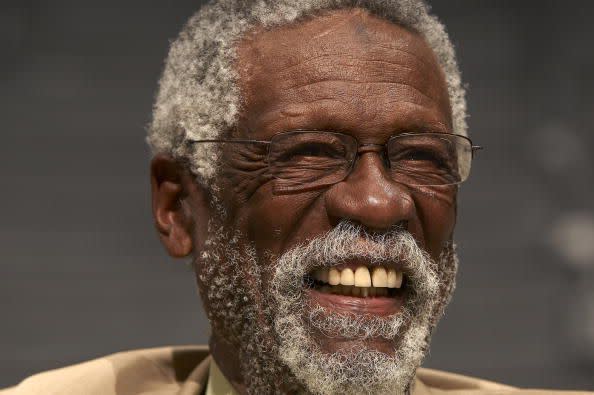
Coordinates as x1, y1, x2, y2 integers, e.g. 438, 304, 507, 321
191, 9, 457, 394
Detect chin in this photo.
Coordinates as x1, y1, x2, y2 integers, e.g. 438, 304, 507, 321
313, 333, 401, 356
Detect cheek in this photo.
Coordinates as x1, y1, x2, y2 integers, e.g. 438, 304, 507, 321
242, 184, 329, 257
412, 187, 456, 259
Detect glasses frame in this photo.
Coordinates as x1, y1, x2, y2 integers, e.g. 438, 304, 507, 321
189, 130, 483, 189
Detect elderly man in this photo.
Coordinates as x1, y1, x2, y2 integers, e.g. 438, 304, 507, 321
2, 1, 591, 394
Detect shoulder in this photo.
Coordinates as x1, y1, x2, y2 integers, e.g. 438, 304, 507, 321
415, 367, 592, 395
0, 345, 209, 395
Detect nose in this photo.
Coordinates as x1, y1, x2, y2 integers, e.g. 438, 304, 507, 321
324, 152, 416, 231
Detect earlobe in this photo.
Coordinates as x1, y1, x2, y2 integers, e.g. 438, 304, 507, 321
150, 154, 195, 258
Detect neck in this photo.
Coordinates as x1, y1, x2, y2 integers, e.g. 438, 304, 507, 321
209, 334, 247, 395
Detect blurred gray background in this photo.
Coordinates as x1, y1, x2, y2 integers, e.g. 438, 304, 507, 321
1, 0, 594, 389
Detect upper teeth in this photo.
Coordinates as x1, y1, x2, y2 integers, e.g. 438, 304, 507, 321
314, 266, 403, 288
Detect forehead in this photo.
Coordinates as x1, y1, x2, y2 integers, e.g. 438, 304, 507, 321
235, 8, 452, 140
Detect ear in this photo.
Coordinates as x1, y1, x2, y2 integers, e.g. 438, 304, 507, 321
150, 154, 210, 258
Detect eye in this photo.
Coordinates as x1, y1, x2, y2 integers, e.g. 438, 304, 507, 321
284, 142, 344, 160
400, 149, 446, 166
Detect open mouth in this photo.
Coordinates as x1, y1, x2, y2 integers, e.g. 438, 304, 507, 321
303, 264, 408, 315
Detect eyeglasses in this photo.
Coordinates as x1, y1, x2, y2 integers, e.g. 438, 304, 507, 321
190, 130, 482, 193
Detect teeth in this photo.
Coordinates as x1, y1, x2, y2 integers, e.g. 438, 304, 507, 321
340, 268, 354, 286
354, 266, 372, 287
313, 266, 404, 295
387, 269, 403, 288
328, 268, 341, 286
314, 268, 329, 283
371, 267, 388, 288
395, 272, 403, 288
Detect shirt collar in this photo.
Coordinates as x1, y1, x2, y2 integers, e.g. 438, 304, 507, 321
205, 358, 238, 395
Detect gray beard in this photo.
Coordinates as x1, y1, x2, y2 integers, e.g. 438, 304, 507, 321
195, 219, 458, 395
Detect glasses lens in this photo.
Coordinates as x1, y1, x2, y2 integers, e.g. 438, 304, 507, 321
386, 133, 472, 186
269, 132, 357, 192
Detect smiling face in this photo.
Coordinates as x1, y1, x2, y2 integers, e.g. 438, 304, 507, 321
154, 8, 459, 395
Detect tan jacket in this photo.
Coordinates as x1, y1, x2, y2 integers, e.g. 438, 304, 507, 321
1, 346, 590, 395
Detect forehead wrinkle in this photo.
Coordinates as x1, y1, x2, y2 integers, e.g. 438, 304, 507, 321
251, 99, 449, 140
241, 41, 447, 113
274, 78, 440, 112
281, 78, 435, 102
236, 11, 452, 139
259, 51, 446, 101
278, 56, 438, 89
243, 70, 449, 135
374, 43, 437, 71
275, 63, 446, 113
241, 67, 449, 137
283, 80, 441, 106
277, 63, 443, 106
251, 33, 439, 80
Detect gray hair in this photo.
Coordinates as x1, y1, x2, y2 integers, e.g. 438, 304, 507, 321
147, 0, 467, 186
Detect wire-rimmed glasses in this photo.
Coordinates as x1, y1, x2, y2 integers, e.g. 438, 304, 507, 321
190, 130, 482, 193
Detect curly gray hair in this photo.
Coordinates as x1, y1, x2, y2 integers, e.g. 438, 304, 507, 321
147, 0, 467, 186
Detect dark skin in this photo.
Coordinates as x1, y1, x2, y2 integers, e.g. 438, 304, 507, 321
151, 9, 456, 393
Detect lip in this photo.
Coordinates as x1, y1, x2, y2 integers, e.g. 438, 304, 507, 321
305, 287, 405, 316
